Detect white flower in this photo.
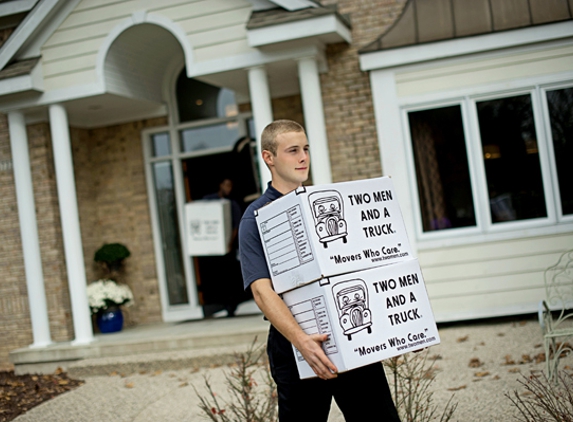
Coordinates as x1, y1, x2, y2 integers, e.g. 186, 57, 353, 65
87, 279, 134, 314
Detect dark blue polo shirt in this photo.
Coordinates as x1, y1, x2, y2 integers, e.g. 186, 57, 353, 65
239, 183, 283, 290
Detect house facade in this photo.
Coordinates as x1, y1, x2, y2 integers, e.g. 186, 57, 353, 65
0, 0, 571, 366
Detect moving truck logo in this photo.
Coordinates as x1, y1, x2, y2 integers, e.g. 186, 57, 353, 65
333, 279, 372, 341
308, 190, 348, 248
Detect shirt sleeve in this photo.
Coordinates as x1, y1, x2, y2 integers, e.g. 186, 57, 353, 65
238, 213, 271, 290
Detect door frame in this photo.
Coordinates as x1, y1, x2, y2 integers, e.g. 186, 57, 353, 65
142, 113, 253, 322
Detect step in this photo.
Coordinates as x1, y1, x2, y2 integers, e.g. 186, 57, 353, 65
10, 314, 269, 375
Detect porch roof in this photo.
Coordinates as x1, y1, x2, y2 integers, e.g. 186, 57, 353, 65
360, 0, 573, 53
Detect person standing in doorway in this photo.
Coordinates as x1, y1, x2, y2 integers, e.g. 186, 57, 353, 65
238, 120, 401, 421
203, 177, 245, 317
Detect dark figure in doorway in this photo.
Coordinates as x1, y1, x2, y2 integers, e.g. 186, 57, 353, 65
202, 177, 248, 317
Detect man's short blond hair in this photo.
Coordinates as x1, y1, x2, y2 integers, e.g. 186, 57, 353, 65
261, 120, 305, 156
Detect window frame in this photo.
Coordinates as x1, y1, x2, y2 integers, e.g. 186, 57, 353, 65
402, 82, 571, 244
539, 82, 573, 224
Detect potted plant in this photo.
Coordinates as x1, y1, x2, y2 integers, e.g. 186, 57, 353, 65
87, 279, 134, 333
94, 243, 131, 275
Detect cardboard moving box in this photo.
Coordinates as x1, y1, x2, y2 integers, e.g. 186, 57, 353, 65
255, 177, 414, 293
282, 259, 440, 379
185, 199, 231, 256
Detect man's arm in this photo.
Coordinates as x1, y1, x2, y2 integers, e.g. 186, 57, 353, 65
250, 277, 338, 380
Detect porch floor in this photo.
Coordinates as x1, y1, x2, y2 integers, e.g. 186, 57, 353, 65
10, 301, 269, 376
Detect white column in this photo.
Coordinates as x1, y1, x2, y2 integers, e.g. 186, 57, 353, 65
247, 66, 273, 189
48, 104, 93, 345
297, 56, 332, 185
8, 112, 52, 348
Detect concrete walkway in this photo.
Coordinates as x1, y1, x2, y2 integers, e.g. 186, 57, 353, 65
11, 313, 573, 422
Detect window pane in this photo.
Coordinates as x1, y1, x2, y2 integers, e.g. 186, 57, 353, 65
151, 132, 170, 157
477, 94, 547, 223
408, 105, 476, 232
180, 122, 240, 153
546, 87, 573, 215
176, 71, 238, 123
152, 161, 188, 306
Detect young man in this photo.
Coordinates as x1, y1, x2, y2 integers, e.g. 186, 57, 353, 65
239, 120, 401, 421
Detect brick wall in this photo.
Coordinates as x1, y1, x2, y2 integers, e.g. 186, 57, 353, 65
320, 0, 407, 181
72, 118, 167, 326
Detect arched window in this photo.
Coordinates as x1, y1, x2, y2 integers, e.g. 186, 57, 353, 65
176, 69, 238, 122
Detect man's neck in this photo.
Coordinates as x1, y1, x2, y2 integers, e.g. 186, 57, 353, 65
270, 180, 301, 195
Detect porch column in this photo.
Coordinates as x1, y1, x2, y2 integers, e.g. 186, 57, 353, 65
297, 56, 332, 185
48, 104, 93, 345
247, 65, 273, 189
8, 111, 52, 348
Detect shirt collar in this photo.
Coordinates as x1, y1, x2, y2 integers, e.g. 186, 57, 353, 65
264, 181, 283, 201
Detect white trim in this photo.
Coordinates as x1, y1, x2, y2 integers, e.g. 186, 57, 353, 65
0, 82, 104, 111
417, 222, 573, 251
188, 43, 323, 78
247, 14, 351, 47
18, 0, 82, 60
0, 0, 38, 17
95, 12, 194, 93
268, 0, 318, 11
0, 0, 66, 69
369, 69, 418, 255
0, 60, 43, 96
396, 70, 573, 110
360, 21, 573, 71
0, 38, 324, 110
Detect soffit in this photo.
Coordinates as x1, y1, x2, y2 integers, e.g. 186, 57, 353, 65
361, 0, 573, 53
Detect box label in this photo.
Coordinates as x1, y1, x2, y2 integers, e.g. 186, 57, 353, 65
289, 295, 338, 360
260, 205, 314, 276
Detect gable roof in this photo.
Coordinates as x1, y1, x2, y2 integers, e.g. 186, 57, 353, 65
361, 0, 573, 53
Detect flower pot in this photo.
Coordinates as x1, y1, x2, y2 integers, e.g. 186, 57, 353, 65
96, 306, 124, 333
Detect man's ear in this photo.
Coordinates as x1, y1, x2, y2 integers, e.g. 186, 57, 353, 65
262, 150, 274, 168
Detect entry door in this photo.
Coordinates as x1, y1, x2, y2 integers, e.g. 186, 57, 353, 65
145, 117, 259, 322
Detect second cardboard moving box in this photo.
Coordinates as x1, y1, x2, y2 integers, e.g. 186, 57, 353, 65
254, 176, 440, 379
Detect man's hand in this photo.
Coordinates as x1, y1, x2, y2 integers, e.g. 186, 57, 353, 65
294, 333, 338, 380
250, 278, 339, 380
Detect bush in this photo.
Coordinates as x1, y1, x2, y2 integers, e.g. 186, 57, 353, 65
506, 370, 573, 422
94, 243, 130, 272
195, 339, 278, 422
384, 350, 457, 422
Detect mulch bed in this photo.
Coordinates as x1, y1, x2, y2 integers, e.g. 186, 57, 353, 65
0, 368, 84, 422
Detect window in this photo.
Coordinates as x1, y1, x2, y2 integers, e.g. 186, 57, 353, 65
407, 86, 571, 235
476, 94, 547, 223
408, 106, 476, 231
546, 87, 573, 216
176, 70, 238, 123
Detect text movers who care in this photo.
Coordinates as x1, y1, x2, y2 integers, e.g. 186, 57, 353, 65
254, 176, 414, 294
282, 258, 440, 379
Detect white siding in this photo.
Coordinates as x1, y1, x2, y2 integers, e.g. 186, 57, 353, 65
419, 233, 573, 321
395, 44, 573, 97
40, 0, 254, 92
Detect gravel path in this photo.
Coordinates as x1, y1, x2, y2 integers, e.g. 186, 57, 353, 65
14, 315, 573, 422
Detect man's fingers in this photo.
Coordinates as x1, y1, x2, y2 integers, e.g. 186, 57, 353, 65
304, 334, 339, 378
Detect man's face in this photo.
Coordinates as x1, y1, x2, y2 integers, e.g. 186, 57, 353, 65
220, 179, 233, 197
265, 131, 309, 192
